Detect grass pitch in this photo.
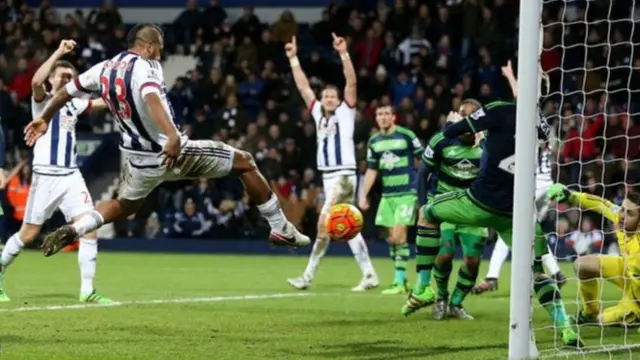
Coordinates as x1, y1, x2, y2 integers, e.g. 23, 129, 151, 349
0, 251, 638, 359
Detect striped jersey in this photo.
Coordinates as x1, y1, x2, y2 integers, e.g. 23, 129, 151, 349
367, 126, 423, 196
31, 94, 90, 175
422, 131, 482, 200
536, 145, 553, 191
65, 51, 186, 156
310, 100, 357, 173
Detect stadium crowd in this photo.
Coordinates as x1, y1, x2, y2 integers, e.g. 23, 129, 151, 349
0, 0, 639, 257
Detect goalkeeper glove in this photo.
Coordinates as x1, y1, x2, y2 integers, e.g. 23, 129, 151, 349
546, 183, 571, 203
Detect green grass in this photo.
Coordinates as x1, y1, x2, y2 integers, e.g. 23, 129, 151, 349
0, 251, 638, 359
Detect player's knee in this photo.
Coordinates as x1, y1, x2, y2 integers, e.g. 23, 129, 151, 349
437, 253, 454, 266
573, 255, 600, 279
417, 206, 437, 229
463, 256, 481, 272
18, 223, 41, 244
232, 150, 257, 173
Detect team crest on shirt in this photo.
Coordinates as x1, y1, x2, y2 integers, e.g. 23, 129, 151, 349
380, 151, 401, 170
318, 120, 337, 138
59, 103, 79, 131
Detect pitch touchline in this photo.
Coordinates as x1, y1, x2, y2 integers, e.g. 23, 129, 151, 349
0, 293, 319, 313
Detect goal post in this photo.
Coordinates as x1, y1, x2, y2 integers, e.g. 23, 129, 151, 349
509, 0, 543, 358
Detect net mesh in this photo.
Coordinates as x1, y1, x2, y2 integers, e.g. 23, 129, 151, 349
532, 0, 640, 358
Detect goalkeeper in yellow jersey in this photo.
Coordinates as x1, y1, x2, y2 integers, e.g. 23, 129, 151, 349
547, 184, 640, 326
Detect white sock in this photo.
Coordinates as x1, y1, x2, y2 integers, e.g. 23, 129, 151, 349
347, 233, 376, 277
72, 211, 105, 237
303, 237, 330, 280
2, 233, 25, 270
542, 246, 561, 276
486, 237, 510, 279
256, 194, 288, 234
78, 238, 97, 296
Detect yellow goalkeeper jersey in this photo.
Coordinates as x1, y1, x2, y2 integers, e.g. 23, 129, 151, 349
570, 192, 640, 280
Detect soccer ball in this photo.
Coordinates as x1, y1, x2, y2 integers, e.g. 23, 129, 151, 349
325, 203, 363, 242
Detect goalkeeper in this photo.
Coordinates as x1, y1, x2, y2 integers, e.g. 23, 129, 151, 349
547, 184, 640, 326
401, 100, 582, 348
418, 99, 487, 320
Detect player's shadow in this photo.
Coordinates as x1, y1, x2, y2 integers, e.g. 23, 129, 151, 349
27, 293, 77, 301
290, 340, 508, 359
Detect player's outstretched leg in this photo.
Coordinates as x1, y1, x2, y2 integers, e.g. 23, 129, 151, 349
348, 233, 378, 291
43, 149, 310, 256
288, 215, 331, 290
402, 206, 438, 316
472, 236, 509, 294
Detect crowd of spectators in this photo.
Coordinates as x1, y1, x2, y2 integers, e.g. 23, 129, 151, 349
0, 0, 639, 257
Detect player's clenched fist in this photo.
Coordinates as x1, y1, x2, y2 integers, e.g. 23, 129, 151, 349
546, 183, 571, 203
332, 32, 347, 53
284, 36, 297, 59
57, 39, 76, 55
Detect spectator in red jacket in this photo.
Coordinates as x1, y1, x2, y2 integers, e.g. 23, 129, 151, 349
354, 28, 382, 69
8, 58, 33, 102
563, 111, 604, 184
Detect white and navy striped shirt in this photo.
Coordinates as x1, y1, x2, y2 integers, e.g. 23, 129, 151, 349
536, 145, 553, 191
31, 94, 90, 175
66, 51, 186, 157
310, 100, 357, 174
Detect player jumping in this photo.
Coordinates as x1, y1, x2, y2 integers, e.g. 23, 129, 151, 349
472, 61, 566, 294
360, 105, 422, 295
24, 24, 310, 255
286, 34, 378, 291
400, 100, 582, 347
0, 40, 111, 302
547, 184, 640, 327
419, 99, 487, 320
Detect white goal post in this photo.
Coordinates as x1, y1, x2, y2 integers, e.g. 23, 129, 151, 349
509, 0, 542, 358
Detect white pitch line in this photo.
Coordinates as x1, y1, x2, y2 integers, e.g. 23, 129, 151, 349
0, 293, 316, 313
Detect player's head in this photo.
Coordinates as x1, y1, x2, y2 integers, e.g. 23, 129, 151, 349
458, 98, 482, 117
127, 23, 164, 61
375, 105, 395, 131
320, 85, 340, 113
619, 190, 640, 233
48, 60, 76, 91
455, 98, 482, 143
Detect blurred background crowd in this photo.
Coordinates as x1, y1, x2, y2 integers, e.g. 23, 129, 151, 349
0, 0, 639, 259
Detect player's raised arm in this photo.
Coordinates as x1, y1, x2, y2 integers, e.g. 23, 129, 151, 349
442, 107, 493, 139
332, 33, 356, 108
547, 184, 618, 222
285, 36, 316, 108
31, 40, 77, 102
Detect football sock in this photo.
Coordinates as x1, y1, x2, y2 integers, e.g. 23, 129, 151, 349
78, 238, 97, 296
348, 233, 376, 277
433, 261, 452, 300
388, 243, 396, 276
256, 194, 288, 234
1, 233, 24, 269
578, 277, 601, 317
486, 237, 510, 279
72, 211, 105, 237
415, 225, 440, 289
534, 274, 571, 330
542, 248, 561, 276
303, 236, 330, 280
393, 243, 410, 284
450, 264, 478, 307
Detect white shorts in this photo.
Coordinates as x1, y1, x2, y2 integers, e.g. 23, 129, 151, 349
536, 180, 553, 199
119, 140, 236, 201
320, 172, 357, 214
24, 171, 94, 225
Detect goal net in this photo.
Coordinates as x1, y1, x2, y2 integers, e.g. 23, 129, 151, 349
526, 0, 640, 358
